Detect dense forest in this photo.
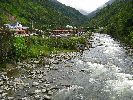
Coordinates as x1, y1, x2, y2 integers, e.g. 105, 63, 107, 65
87, 0, 133, 46
0, 0, 87, 29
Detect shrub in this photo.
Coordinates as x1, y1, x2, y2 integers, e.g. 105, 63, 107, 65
12, 35, 87, 60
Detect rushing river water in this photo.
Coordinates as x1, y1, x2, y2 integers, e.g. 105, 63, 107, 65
0, 33, 133, 100
53, 33, 133, 100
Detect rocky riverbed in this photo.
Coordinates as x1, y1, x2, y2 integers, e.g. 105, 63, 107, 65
0, 33, 133, 100
0, 52, 81, 100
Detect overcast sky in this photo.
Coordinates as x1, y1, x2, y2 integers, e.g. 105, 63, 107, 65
57, 0, 110, 12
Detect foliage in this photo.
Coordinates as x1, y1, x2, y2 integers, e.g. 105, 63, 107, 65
0, 29, 14, 67
0, 0, 87, 29
87, 0, 133, 46
12, 36, 87, 59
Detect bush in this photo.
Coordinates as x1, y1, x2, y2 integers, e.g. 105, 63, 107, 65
0, 29, 14, 67
12, 35, 87, 59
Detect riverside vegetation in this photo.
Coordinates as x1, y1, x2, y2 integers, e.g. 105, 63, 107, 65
0, 28, 90, 67
86, 0, 133, 46
13, 35, 87, 60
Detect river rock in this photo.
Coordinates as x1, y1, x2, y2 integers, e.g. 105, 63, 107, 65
0, 81, 4, 86
45, 65, 50, 68
2, 93, 7, 97
24, 83, 30, 88
0, 90, 3, 94
34, 89, 41, 94
36, 70, 41, 74
1, 72, 7, 75
43, 95, 51, 100
48, 90, 53, 95
33, 61, 40, 64
38, 75, 43, 79
44, 84, 50, 87
64, 64, 72, 67
50, 66, 58, 70
4, 86, 10, 91
7, 97, 14, 100
80, 68, 90, 73
52, 60, 59, 64
42, 89, 46, 93
28, 89, 35, 96
32, 82, 39, 86
35, 95, 41, 99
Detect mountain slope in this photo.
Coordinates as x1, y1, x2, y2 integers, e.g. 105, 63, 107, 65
87, 0, 116, 19
78, 9, 88, 15
0, 0, 87, 29
87, 0, 133, 46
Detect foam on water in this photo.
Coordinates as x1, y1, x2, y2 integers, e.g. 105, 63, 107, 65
53, 85, 84, 100
53, 33, 133, 100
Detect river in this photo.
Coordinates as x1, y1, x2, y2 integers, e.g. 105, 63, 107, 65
53, 33, 133, 100
0, 33, 133, 100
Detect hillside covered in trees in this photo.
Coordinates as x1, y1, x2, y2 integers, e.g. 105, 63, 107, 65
87, 0, 133, 46
0, 0, 87, 30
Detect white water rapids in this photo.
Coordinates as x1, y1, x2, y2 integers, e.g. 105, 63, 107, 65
53, 33, 133, 100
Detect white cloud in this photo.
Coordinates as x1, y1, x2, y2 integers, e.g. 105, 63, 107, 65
57, 0, 109, 12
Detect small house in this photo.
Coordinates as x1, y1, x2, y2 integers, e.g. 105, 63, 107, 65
4, 22, 29, 35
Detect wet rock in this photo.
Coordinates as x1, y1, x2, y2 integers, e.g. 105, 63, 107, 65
38, 80, 43, 83
40, 78, 46, 82
17, 66, 22, 69
28, 89, 35, 96
1, 75, 9, 81
2, 93, 7, 97
17, 62, 23, 66
2, 72, 7, 75
45, 65, 50, 68
52, 60, 59, 64
44, 84, 50, 87
0, 90, 3, 94
64, 64, 72, 67
50, 67, 58, 70
32, 82, 39, 86
49, 85, 59, 90
98, 44, 103, 46
24, 83, 30, 88
43, 95, 51, 100
30, 70, 36, 75
80, 68, 91, 73
4, 86, 10, 91
0, 81, 4, 86
7, 97, 14, 100
35, 95, 41, 99
36, 70, 41, 74
22, 97, 29, 100
33, 61, 40, 64
38, 75, 43, 79
48, 90, 53, 95
34, 89, 41, 94
42, 89, 46, 93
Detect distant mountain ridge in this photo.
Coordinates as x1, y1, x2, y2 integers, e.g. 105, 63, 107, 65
105, 0, 116, 5
87, 0, 116, 19
78, 9, 89, 15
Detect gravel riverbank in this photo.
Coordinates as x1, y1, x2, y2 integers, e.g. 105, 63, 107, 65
0, 52, 81, 100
